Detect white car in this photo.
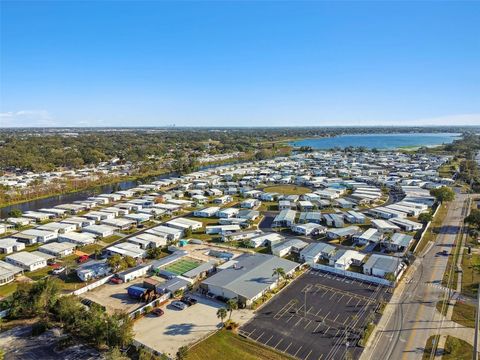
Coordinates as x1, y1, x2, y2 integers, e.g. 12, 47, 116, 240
52, 266, 66, 275
171, 301, 188, 310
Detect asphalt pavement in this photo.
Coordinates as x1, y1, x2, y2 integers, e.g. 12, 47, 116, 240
360, 193, 472, 360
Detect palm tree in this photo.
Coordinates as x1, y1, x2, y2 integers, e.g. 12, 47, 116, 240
226, 298, 238, 320
216, 307, 228, 326
272, 267, 286, 283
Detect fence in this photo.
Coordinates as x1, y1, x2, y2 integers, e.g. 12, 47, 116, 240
70, 274, 114, 296
311, 263, 393, 287
129, 292, 171, 319
412, 202, 441, 254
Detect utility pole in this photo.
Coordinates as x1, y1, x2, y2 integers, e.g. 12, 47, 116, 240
474, 283, 480, 360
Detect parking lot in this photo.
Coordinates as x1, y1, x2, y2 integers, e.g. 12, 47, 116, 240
240, 269, 391, 360
80, 279, 162, 314
133, 296, 223, 357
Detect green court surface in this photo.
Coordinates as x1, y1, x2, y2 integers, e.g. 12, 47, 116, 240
164, 258, 202, 275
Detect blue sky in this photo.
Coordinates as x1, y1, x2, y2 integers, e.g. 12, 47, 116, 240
1, 1, 479, 127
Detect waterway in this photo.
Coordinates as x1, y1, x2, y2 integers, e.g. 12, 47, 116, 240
290, 132, 460, 150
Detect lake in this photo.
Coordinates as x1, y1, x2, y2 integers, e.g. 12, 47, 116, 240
290, 133, 461, 150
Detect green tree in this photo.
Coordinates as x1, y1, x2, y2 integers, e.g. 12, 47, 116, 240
146, 247, 164, 259
226, 298, 238, 320
216, 307, 228, 326
105, 347, 129, 360
385, 272, 396, 282
430, 186, 455, 203
184, 227, 192, 238
465, 209, 480, 229
418, 212, 433, 224
124, 255, 137, 268
272, 267, 286, 283
8, 209, 22, 218
176, 346, 189, 360
107, 254, 124, 273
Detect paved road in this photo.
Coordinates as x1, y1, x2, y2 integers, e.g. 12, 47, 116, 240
360, 193, 472, 360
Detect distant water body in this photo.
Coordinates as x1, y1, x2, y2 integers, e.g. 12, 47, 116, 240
290, 133, 461, 150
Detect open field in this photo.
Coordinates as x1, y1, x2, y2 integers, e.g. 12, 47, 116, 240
263, 185, 311, 195
186, 329, 293, 360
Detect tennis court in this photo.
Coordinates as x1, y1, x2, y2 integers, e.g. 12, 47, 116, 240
164, 258, 202, 275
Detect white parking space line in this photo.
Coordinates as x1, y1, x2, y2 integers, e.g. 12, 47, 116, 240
333, 314, 340, 322
265, 335, 274, 345
284, 342, 293, 353
305, 349, 313, 360
295, 318, 303, 327
256, 331, 265, 341
285, 314, 295, 323
294, 345, 303, 358
313, 322, 323, 333
346, 297, 353, 305
304, 319, 312, 329
275, 338, 283, 349
329, 292, 336, 300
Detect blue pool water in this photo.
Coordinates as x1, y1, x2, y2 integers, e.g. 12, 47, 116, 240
290, 133, 460, 150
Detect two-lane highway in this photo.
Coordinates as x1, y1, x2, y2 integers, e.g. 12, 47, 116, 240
361, 193, 470, 360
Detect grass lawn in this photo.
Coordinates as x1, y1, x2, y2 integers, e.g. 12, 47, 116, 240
460, 251, 480, 297
80, 243, 104, 255
452, 302, 476, 328
416, 204, 448, 255
185, 216, 219, 226
186, 330, 293, 360
263, 185, 311, 195
101, 234, 123, 244
443, 336, 473, 360
0, 281, 19, 298
422, 335, 440, 360
25, 266, 52, 281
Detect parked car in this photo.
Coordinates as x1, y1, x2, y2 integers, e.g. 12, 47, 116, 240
171, 301, 188, 310
152, 308, 164, 317
77, 255, 89, 263
52, 266, 66, 275
215, 295, 228, 303
181, 296, 198, 306
47, 259, 57, 266
110, 276, 123, 284
206, 292, 216, 299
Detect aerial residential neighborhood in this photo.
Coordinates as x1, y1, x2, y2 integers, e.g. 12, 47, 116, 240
0, 143, 471, 360
1, 1, 479, 359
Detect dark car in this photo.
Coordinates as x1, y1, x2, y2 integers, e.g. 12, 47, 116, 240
181, 296, 198, 306
215, 295, 228, 303
152, 308, 164, 317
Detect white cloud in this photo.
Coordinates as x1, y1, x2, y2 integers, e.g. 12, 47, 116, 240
0, 110, 56, 127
